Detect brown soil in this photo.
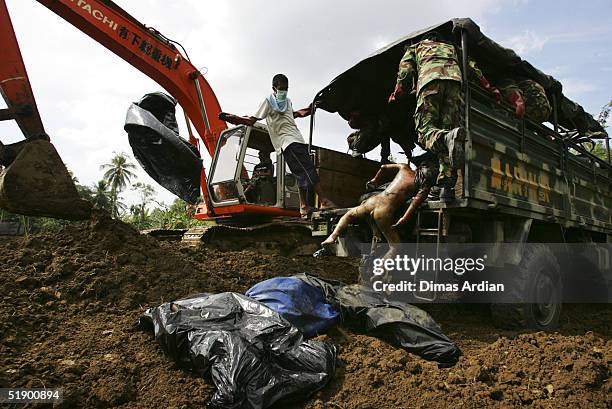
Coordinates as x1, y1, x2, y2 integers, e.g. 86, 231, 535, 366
0, 211, 610, 408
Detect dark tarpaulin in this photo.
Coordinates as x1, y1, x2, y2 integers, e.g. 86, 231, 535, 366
124, 92, 203, 204
138, 292, 336, 409
334, 284, 462, 367
294, 273, 462, 368
314, 18, 606, 137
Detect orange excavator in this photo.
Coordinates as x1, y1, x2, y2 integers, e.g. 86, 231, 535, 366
1, 0, 375, 223
0, 0, 229, 220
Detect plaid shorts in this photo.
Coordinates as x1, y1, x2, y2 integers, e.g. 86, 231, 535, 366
283, 142, 320, 189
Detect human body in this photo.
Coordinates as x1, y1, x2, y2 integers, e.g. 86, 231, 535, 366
321, 157, 437, 258
498, 78, 551, 123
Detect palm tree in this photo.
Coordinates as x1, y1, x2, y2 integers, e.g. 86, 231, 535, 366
100, 153, 137, 217
91, 180, 112, 210
130, 182, 156, 229
68, 169, 94, 200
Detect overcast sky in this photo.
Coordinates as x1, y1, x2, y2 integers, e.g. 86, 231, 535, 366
2, 0, 610, 206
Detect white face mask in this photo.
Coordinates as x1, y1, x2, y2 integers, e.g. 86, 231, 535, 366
275, 90, 288, 102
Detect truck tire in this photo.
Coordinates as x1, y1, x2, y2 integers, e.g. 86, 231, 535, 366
490, 243, 562, 330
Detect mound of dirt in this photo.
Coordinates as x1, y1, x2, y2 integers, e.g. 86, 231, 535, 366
0, 212, 609, 408
305, 329, 610, 409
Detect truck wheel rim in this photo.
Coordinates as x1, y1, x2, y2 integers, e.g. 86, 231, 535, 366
533, 269, 558, 326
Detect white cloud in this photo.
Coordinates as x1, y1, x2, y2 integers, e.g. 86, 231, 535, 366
542, 65, 568, 77
502, 29, 549, 55
559, 78, 596, 100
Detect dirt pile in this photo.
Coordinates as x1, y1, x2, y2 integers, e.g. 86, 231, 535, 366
1, 211, 355, 310
0, 212, 610, 408
306, 329, 610, 408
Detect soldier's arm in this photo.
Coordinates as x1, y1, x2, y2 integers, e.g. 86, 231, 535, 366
389, 47, 415, 103
468, 59, 501, 103
468, 59, 485, 82
396, 47, 416, 91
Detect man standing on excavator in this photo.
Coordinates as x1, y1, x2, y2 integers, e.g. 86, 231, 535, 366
219, 74, 335, 217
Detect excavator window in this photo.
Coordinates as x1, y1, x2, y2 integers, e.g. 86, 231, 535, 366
241, 146, 277, 205
209, 125, 280, 206
240, 127, 277, 206
209, 124, 299, 209
210, 127, 245, 202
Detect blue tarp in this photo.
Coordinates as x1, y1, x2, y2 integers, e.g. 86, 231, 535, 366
246, 277, 340, 337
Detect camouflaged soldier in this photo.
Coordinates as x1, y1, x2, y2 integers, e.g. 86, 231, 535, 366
498, 78, 551, 123
347, 115, 384, 156
388, 32, 464, 201
388, 32, 500, 201
346, 109, 416, 163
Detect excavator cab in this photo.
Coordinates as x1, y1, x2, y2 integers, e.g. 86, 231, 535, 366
204, 124, 301, 218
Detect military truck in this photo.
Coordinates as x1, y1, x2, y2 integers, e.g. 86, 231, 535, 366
309, 19, 612, 330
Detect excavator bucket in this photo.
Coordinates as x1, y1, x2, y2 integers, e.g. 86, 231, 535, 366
0, 138, 92, 220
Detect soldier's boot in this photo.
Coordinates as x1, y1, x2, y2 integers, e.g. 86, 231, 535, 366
428, 178, 456, 202
444, 127, 465, 169
428, 185, 441, 201
439, 178, 456, 202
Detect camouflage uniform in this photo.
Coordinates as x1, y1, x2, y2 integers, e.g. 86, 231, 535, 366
347, 114, 416, 158
499, 79, 551, 123
467, 59, 488, 85
396, 39, 463, 181
347, 119, 382, 154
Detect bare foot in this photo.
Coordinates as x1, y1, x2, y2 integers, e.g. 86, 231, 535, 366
321, 236, 336, 246
319, 198, 337, 210
300, 206, 316, 217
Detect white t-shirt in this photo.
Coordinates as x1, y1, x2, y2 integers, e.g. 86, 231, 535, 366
253, 98, 305, 152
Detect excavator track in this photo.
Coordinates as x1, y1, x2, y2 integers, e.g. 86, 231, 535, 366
182, 218, 320, 256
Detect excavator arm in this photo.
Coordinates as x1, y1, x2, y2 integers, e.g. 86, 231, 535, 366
0, 0, 228, 218
0, 0, 45, 138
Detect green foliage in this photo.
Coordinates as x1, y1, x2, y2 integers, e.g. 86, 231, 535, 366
597, 100, 612, 128
100, 152, 137, 217
124, 182, 157, 230
591, 142, 610, 162
91, 180, 112, 211
145, 199, 212, 230
592, 100, 612, 163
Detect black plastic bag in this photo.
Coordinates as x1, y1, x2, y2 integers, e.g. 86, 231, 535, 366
137, 92, 181, 135
334, 284, 462, 367
139, 292, 336, 409
124, 92, 202, 204
295, 274, 461, 367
